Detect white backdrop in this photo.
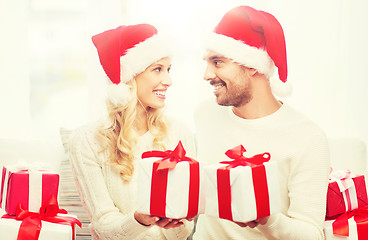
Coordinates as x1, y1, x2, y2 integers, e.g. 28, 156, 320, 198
0, 0, 367, 153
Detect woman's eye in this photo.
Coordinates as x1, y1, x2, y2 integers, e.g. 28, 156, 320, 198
167, 67, 171, 73
154, 67, 162, 72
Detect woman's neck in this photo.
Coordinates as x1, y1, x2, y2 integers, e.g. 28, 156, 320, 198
135, 104, 149, 136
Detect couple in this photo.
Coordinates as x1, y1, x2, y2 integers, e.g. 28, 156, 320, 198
68, 5, 330, 240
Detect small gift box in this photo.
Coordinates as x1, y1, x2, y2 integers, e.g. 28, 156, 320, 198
324, 207, 368, 239
326, 169, 368, 219
204, 145, 280, 222
1, 195, 81, 240
136, 141, 202, 219
1, 165, 60, 216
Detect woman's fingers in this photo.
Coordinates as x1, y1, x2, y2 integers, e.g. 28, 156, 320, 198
155, 217, 183, 229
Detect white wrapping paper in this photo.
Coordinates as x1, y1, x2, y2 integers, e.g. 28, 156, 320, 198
204, 161, 280, 222
136, 157, 204, 219
0, 217, 75, 240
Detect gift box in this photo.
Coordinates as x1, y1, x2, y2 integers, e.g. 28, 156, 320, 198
1, 166, 60, 216
0, 215, 76, 240
326, 169, 368, 219
204, 145, 280, 222
1, 194, 81, 240
136, 141, 202, 219
324, 207, 368, 239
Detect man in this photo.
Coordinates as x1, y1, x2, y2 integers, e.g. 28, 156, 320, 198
193, 6, 330, 239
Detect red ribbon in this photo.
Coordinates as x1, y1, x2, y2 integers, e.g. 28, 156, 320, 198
2, 195, 81, 240
142, 141, 200, 218
332, 206, 368, 239
217, 145, 271, 221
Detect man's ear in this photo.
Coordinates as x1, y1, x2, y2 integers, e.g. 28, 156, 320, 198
248, 68, 258, 76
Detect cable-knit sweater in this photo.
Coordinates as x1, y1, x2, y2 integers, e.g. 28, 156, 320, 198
193, 100, 331, 240
67, 118, 196, 240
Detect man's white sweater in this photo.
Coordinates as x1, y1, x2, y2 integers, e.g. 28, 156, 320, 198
193, 99, 330, 240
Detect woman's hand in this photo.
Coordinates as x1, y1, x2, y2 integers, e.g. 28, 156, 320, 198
134, 212, 160, 226
134, 211, 184, 229
155, 217, 184, 229
234, 216, 269, 228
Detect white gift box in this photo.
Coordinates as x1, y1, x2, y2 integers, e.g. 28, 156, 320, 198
0, 216, 76, 240
204, 161, 280, 222
324, 218, 359, 239
136, 156, 204, 219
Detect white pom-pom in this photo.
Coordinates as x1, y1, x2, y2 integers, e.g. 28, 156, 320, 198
271, 79, 292, 97
107, 83, 132, 106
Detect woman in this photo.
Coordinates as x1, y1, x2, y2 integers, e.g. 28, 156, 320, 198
67, 24, 196, 239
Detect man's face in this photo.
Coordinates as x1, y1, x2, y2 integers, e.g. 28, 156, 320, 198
203, 50, 252, 107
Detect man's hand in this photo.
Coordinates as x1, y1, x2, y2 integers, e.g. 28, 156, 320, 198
234, 216, 269, 228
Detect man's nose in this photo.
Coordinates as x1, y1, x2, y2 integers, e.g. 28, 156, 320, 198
203, 64, 216, 81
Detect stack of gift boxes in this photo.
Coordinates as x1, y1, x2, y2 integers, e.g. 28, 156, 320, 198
0, 166, 81, 240
136, 141, 281, 223
324, 169, 368, 239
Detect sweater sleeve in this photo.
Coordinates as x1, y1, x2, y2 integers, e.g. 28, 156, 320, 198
257, 131, 331, 240
68, 127, 154, 240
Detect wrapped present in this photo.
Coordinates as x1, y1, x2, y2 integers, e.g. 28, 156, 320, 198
326, 169, 368, 219
324, 206, 368, 239
1, 165, 59, 216
1, 194, 81, 240
136, 141, 202, 219
0, 218, 75, 240
204, 145, 280, 222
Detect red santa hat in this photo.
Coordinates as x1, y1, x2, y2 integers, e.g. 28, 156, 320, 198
206, 6, 291, 96
92, 24, 172, 105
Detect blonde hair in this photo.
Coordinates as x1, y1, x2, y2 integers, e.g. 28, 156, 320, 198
96, 79, 168, 183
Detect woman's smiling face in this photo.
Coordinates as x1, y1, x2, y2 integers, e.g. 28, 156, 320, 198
135, 57, 172, 109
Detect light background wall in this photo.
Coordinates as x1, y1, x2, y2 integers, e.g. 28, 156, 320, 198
1, 0, 367, 157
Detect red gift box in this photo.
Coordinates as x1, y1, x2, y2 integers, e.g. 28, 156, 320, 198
1, 166, 60, 216
326, 170, 368, 219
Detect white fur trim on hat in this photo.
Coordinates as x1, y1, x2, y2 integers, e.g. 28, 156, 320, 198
120, 33, 172, 83
107, 82, 132, 106
206, 33, 276, 78
270, 76, 292, 97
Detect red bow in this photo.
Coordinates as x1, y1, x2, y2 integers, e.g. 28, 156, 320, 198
333, 206, 368, 237
142, 141, 194, 170
220, 145, 271, 169
2, 195, 81, 240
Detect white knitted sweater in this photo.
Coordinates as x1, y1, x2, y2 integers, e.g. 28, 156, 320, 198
193, 100, 331, 240
67, 118, 196, 240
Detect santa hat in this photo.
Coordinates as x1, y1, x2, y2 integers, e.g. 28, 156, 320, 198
92, 24, 172, 105
206, 6, 291, 96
